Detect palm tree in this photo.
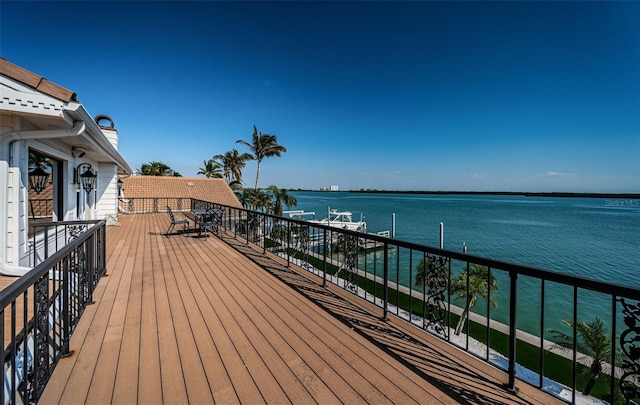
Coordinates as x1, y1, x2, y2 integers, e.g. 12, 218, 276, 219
236, 125, 287, 189
238, 188, 272, 212
266, 185, 297, 216
414, 255, 449, 293
214, 149, 253, 186
137, 161, 180, 176
549, 317, 617, 396
198, 159, 223, 178
451, 264, 498, 336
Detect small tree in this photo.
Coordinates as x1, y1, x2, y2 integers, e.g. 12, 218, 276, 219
236, 125, 287, 189
137, 161, 180, 176
214, 149, 253, 186
198, 159, 223, 178
451, 264, 498, 335
549, 317, 617, 396
238, 188, 271, 212
266, 185, 297, 216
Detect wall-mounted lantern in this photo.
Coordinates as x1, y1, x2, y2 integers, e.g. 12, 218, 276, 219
74, 163, 97, 193
28, 166, 50, 194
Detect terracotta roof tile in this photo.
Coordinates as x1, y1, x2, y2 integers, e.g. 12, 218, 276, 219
121, 176, 242, 208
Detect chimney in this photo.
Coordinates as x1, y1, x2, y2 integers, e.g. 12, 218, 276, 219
95, 114, 118, 150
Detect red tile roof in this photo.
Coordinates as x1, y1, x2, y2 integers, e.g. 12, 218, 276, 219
121, 176, 242, 208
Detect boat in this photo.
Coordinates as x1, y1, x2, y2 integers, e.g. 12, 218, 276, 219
308, 209, 367, 233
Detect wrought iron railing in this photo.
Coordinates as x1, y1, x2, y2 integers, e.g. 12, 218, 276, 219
186, 198, 639, 405
118, 196, 190, 214
28, 220, 102, 267
2, 220, 106, 405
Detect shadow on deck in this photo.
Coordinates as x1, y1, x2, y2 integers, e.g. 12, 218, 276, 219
38, 213, 559, 405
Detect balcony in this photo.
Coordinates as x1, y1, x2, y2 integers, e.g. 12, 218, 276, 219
3, 198, 638, 404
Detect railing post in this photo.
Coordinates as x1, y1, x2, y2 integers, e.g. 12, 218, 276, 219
507, 270, 517, 391
62, 254, 71, 356
383, 242, 389, 321
43, 224, 49, 260
87, 235, 95, 305
101, 222, 107, 277
286, 221, 291, 267
322, 228, 327, 288
263, 213, 267, 254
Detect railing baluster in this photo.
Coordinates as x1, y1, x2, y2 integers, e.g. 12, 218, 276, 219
322, 228, 327, 288
383, 242, 389, 321
539, 279, 545, 388
572, 285, 578, 404
507, 270, 518, 391
610, 294, 616, 403
2, 220, 106, 404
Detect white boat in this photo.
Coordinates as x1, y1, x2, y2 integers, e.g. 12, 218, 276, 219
309, 209, 367, 233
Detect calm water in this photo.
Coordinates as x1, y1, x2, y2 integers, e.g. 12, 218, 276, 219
290, 191, 640, 335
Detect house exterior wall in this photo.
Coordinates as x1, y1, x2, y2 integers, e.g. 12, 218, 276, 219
1, 58, 131, 275
97, 162, 118, 219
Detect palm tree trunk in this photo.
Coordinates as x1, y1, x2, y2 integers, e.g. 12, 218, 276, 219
255, 160, 261, 189
582, 372, 598, 396
455, 304, 470, 335
582, 362, 601, 395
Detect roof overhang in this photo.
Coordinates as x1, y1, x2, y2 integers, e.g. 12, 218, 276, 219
1, 68, 132, 175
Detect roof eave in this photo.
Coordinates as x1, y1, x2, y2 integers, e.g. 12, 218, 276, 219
66, 102, 132, 175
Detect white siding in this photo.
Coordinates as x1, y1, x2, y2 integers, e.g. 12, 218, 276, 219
6, 167, 22, 266
97, 163, 118, 221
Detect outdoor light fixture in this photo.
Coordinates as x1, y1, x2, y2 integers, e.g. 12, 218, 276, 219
28, 166, 50, 194
75, 163, 97, 193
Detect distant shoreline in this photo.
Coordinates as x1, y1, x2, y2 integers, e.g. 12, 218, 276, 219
291, 189, 640, 199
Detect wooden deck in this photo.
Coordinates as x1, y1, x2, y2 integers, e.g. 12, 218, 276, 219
38, 213, 561, 404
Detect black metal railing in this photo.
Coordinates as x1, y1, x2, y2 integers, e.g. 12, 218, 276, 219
2, 220, 106, 405
28, 220, 102, 267
118, 196, 190, 214
184, 198, 639, 405
113, 197, 639, 403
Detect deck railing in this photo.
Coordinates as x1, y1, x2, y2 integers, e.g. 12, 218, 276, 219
118, 196, 190, 214
2, 220, 106, 405
184, 198, 639, 405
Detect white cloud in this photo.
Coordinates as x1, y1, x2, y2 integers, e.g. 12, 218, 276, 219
545, 171, 575, 177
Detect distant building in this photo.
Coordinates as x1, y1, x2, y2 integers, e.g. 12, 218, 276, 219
330, 185, 339, 191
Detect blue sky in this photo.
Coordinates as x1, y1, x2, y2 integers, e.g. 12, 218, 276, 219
2, 1, 639, 192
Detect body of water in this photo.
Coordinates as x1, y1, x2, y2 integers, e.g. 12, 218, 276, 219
289, 191, 640, 335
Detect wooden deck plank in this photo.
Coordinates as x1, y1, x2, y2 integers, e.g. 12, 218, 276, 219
152, 237, 190, 404
187, 245, 322, 404
207, 243, 437, 404
110, 215, 149, 405
36, 213, 562, 405
82, 226, 139, 405
135, 215, 163, 404
159, 234, 215, 404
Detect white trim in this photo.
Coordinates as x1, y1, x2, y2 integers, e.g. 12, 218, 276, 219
0, 83, 67, 118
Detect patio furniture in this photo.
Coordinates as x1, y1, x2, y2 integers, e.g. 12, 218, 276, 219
190, 208, 222, 237
166, 206, 189, 236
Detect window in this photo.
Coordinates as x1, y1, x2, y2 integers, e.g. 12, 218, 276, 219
28, 149, 62, 233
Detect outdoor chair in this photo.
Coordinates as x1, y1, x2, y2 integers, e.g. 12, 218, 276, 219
198, 208, 221, 237
166, 206, 189, 236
